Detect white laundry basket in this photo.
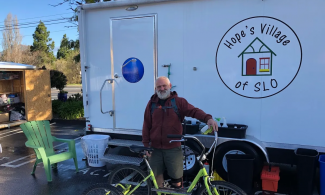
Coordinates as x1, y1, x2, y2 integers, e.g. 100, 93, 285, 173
81, 134, 110, 167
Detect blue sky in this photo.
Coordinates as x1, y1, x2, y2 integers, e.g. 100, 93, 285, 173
0, 0, 79, 55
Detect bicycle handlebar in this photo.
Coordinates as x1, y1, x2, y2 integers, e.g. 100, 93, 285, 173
168, 130, 218, 162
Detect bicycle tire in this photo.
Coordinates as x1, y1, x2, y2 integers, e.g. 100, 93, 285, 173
108, 164, 152, 195
82, 183, 123, 195
196, 181, 247, 195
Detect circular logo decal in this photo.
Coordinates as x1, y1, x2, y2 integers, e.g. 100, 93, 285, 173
122, 57, 144, 83
216, 16, 302, 98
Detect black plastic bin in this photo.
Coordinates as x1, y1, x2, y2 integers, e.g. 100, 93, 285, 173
295, 148, 319, 195
182, 121, 200, 134
226, 154, 255, 194
208, 123, 248, 138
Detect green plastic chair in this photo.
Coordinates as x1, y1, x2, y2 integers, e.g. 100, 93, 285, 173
20, 120, 79, 182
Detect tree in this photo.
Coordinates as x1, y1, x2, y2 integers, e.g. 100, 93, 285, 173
52, 0, 108, 8
30, 21, 55, 65
21, 50, 44, 67
64, 49, 81, 84
51, 0, 111, 25
57, 34, 73, 59
1, 13, 22, 63
54, 40, 81, 84
71, 39, 79, 50
50, 70, 68, 92
72, 39, 80, 62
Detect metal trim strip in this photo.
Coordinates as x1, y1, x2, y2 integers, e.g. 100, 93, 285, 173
81, 0, 187, 10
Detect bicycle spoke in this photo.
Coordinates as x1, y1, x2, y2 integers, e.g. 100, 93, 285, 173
215, 185, 240, 195
109, 166, 151, 195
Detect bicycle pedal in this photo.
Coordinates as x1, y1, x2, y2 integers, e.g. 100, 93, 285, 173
151, 187, 191, 195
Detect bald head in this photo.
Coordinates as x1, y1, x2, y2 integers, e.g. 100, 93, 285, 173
155, 76, 172, 99
156, 76, 170, 85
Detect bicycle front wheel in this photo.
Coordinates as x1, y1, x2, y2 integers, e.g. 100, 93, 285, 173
196, 181, 247, 195
82, 183, 123, 195
108, 164, 152, 195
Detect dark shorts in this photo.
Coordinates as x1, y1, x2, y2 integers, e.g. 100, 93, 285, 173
148, 146, 183, 179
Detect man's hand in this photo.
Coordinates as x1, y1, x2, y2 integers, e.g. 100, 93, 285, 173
207, 119, 218, 132
145, 151, 151, 157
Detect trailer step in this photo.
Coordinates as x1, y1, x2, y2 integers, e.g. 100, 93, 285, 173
108, 139, 143, 147
100, 154, 143, 166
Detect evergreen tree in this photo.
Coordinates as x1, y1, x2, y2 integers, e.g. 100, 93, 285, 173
30, 21, 55, 65
57, 34, 72, 59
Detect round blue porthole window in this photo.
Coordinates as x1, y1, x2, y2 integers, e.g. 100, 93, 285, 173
122, 57, 144, 83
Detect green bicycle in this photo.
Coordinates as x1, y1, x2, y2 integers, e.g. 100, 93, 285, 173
107, 132, 246, 195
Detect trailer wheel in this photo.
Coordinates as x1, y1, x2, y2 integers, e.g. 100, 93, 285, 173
182, 146, 200, 177
183, 139, 204, 177
212, 141, 263, 181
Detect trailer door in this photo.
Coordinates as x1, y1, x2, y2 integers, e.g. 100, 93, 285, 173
111, 14, 157, 130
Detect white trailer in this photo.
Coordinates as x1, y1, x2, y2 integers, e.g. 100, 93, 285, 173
78, 0, 325, 180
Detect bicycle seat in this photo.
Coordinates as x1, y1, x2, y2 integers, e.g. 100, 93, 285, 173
129, 145, 154, 154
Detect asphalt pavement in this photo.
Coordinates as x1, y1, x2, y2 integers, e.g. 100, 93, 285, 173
51, 85, 82, 100
0, 120, 109, 195
0, 120, 321, 195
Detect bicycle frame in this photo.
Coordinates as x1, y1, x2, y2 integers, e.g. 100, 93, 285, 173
119, 131, 220, 195
185, 166, 218, 195
121, 157, 218, 195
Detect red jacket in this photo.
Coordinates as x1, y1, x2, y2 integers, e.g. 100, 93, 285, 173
142, 91, 212, 149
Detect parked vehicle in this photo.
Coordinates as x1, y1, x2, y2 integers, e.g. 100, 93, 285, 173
78, 0, 325, 180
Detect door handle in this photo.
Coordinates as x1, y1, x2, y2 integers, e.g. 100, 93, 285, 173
100, 79, 115, 115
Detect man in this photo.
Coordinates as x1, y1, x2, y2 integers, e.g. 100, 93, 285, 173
142, 76, 218, 188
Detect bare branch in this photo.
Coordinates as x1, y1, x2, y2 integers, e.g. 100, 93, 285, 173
49, 0, 70, 7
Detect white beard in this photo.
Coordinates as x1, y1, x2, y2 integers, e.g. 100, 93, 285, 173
156, 88, 171, 100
